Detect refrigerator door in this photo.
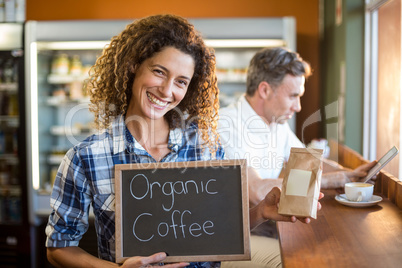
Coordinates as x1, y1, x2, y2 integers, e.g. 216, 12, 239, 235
25, 20, 132, 225
0, 22, 32, 267
0, 23, 25, 226
25, 18, 295, 225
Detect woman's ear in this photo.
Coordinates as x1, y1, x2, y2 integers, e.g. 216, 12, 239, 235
257, 81, 273, 100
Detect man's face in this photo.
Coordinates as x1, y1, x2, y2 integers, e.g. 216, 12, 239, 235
263, 74, 305, 124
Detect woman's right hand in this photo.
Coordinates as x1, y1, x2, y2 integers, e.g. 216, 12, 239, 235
121, 252, 189, 268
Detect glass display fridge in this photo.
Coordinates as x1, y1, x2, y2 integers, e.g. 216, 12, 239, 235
0, 22, 31, 267
25, 17, 295, 224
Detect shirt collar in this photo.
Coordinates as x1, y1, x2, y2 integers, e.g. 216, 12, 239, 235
239, 94, 258, 119
168, 128, 183, 152
111, 114, 183, 155
238, 94, 274, 130
112, 114, 126, 155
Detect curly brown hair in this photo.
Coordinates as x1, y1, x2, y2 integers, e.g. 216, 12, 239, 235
87, 14, 220, 157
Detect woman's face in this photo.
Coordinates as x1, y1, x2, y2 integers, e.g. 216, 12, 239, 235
129, 46, 195, 121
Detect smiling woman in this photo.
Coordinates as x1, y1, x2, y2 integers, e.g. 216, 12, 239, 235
87, 15, 220, 157
45, 14, 223, 268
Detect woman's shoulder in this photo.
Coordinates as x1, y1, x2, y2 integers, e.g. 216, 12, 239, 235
68, 129, 113, 156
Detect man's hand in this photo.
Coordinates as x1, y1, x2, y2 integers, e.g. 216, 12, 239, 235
321, 161, 378, 189
345, 161, 377, 183
249, 187, 324, 230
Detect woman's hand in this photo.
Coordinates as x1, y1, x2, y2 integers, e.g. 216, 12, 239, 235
250, 187, 324, 230
121, 252, 189, 268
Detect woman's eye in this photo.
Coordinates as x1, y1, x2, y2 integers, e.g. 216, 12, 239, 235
177, 80, 188, 87
153, 69, 164, 75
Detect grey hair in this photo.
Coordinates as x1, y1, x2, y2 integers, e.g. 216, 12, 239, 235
246, 47, 312, 96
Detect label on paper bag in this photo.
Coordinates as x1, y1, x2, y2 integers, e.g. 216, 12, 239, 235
286, 169, 312, 197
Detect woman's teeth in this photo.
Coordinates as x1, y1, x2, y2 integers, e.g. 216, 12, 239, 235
147, 92, 168, 107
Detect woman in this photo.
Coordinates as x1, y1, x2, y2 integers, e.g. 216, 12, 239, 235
45, 14, 316, 268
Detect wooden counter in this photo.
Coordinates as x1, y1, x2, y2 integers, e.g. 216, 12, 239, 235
277, 141, 402, 267
327, 140, 402, 209
277, 189, 402, 267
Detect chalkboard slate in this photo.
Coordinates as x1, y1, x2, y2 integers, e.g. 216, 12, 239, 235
115, 159, 250, 264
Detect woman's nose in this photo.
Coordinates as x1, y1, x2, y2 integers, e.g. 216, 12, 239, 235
159, 79, 174, 97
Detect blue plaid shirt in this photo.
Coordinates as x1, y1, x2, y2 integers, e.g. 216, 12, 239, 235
46, 114, 224, 267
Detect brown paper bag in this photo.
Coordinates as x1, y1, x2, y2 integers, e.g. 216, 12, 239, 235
278, 147, 323, 219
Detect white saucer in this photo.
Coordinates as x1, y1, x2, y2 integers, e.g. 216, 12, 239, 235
335, 194, 383, 208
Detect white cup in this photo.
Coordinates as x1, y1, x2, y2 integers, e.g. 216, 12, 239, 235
344, 182, 374, 202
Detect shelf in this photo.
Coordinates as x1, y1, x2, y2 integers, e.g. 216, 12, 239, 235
50, 125, 94, 136
0, 154, 18, 163
46, 96, 90, 106
0, 83, 18, 92
0, 116, 19, 127
37, 189, 52, 196
48, 74, 88, 84
48, 154, 64, 165
218, 79, 247, 84
216, 74, 247, 83
0, 185, 21, 196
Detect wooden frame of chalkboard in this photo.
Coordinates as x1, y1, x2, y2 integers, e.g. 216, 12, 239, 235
115, 159, 250, 264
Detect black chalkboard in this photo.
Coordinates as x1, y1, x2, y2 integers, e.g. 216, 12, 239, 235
115, 159, 250, 263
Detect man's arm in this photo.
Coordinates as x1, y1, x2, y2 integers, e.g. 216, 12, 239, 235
321, 161, 377, 189
322, 158, 345, 172
247, 166, 283, 207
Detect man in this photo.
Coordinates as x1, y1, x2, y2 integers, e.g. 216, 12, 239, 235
218, 47, 375, 268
